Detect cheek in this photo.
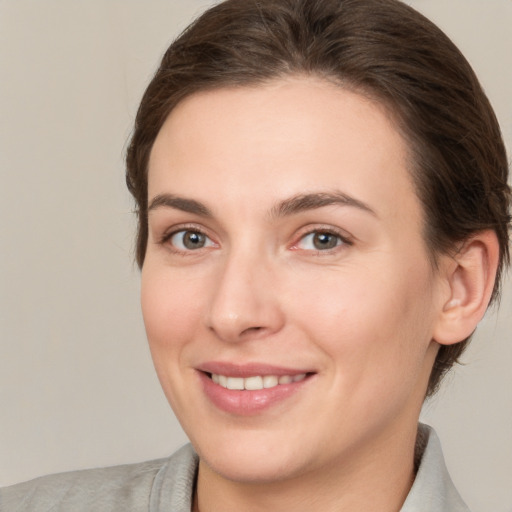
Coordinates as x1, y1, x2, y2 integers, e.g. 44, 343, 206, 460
286, 260, 436, 383
282, 263, 392, 338
141, 265, 205, 360
140, 263, 211, 418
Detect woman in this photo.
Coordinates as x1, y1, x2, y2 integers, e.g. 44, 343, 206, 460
1, 0, 510, 510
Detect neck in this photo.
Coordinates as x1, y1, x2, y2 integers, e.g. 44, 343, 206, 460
193, 421, 419, 512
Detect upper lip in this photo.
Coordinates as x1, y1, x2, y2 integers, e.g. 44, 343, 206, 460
197, 361, 314, 378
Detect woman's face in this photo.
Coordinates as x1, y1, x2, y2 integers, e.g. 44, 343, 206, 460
142, 77, 446, 482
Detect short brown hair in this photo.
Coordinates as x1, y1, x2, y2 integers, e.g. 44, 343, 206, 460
126, 0, 511, 396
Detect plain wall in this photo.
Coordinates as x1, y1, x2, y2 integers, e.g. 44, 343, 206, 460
0, 1, 511, 510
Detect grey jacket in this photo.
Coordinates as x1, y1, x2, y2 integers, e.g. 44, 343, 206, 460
0, 425, 470, 511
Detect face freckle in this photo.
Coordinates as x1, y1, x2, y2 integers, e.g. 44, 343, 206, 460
141, 76, 444, 484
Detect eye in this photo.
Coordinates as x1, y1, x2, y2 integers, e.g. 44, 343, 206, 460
169, 230, 215, 251
296, 231, 347, 251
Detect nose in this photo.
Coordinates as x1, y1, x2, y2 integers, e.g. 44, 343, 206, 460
205, 250, 285, 343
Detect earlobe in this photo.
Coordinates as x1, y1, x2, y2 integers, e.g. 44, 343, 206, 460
433, 231, 500, 346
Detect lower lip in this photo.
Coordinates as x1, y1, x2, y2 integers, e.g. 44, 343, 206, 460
198, 372, 312, 416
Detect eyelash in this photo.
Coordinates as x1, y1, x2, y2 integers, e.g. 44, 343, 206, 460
291, 227, 353, 255
158, 225, 353, 255
159, 225, 216, 254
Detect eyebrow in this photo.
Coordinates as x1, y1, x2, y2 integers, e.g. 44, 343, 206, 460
147, 190, 376, 219
270, 191, 377, 218
148, 194, 212, 217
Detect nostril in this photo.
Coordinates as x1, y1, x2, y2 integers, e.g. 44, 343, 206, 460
243, 326, 263, 333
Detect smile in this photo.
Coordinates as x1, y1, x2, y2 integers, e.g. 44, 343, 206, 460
210, 373, 307, 390
199, 365, 315, 415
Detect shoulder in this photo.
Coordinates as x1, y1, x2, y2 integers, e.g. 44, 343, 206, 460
0, 459, 166, 512
401, 424, 471, 512
0, 444, 198, 512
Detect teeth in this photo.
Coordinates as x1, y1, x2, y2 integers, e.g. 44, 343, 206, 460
263, 375, 278, 388
210, 373, 307, 390
244, 376, 263, 390
226, 377, 244, 390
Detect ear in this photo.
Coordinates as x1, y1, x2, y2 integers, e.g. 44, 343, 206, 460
433, 230, 500, 346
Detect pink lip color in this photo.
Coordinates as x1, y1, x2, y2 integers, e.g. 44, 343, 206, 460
197, 362, 314, 416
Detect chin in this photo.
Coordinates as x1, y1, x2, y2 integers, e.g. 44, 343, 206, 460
201, 448, 307, 484
191, 428, 314, 484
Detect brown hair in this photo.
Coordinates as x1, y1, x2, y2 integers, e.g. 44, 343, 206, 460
126, 0, 511, 396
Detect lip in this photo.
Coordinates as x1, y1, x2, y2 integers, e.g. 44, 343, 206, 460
197, 362, 315, 416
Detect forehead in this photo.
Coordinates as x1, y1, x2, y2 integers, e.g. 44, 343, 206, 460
148, 77, 421, 228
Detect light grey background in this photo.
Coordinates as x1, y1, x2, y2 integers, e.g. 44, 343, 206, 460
0, 1, 510, 510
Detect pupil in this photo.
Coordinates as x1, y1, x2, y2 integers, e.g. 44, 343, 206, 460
313, 232, 337, 250
184, 231, 205, 249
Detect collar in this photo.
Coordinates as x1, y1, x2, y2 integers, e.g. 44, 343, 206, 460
401, 423, 470, 511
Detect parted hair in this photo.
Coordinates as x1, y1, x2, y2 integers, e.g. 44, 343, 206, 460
126, 0, 511, 396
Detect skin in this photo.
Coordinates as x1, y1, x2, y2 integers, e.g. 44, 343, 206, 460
141, 77, 486, 511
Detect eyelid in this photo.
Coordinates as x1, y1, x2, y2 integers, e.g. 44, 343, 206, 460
158, 223, 218, 251
156, 222, 353, 254
290, 225, 354, 252
159, 222, 206, 241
